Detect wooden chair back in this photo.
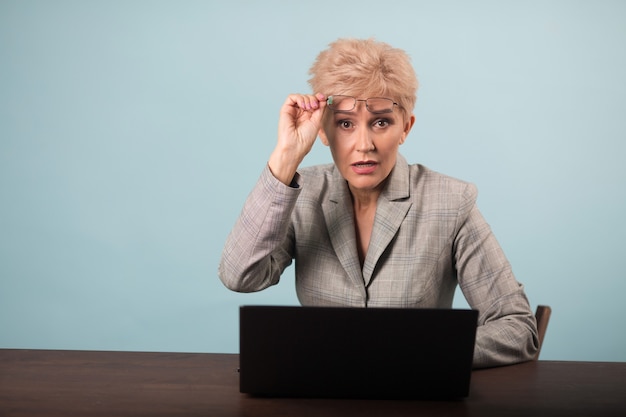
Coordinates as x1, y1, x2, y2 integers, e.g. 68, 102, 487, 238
534, 305, 552, 360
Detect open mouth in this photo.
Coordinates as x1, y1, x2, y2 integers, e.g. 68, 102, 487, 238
352, 161, 377, 167
351, 161, 378, 174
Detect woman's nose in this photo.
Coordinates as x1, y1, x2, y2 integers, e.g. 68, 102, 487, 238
355, 127, 375, 152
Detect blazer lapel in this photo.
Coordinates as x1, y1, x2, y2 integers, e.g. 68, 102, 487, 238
321, 155, 412, 288
322, 170, 365, 288
362, 155, 412, 286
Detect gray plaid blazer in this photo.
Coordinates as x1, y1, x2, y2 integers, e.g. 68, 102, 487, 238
219, 154, 538, 368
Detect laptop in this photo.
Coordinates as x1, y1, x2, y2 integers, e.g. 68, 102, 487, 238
239, 305, 478, 399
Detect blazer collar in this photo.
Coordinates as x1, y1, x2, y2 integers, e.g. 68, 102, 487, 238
326, 153, 411, 203
322, 154, 412, 288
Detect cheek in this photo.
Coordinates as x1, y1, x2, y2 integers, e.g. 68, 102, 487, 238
325, 138, 354, 166
327, 140, 348, 159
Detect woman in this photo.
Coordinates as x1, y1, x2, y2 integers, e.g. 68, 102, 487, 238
218, 38, 538, 368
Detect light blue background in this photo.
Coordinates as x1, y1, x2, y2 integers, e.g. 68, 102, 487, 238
1, 0, 625, 361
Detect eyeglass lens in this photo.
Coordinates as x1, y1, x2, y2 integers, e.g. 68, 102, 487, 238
327, 96, 395, 113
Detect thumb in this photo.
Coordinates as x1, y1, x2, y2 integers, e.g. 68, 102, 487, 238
309, 93, 327, 127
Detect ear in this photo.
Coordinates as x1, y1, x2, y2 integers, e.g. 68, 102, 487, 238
400, 114, 416, 144
318, 128, 330, 146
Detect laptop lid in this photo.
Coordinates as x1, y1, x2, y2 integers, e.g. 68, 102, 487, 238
239, 305, 478, 399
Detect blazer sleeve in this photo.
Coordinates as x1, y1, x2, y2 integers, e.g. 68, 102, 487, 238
453, 184, 540, 368
218, 165, 299, 292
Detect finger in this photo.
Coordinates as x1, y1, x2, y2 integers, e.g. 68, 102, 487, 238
307, 93, 327, 124
287, 93, 325, 112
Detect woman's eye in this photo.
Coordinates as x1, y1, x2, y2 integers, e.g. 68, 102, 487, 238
373, 119, 390, 128
338, 120, 353, 129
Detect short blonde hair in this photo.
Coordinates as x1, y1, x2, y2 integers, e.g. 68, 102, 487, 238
308, 38, 418, 121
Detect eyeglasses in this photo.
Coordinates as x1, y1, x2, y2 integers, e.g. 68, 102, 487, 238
326, 95, 398, 114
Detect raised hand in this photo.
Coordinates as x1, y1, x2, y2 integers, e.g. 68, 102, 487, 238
269, 93, 327, 185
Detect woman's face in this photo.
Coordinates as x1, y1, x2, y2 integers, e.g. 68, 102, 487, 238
319, 96, 415, 197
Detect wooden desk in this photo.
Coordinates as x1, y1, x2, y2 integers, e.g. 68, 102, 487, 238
1, 349, 624, 417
